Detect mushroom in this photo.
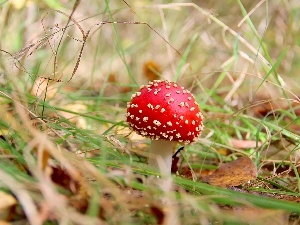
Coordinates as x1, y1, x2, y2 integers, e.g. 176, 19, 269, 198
126, 80, 204, 176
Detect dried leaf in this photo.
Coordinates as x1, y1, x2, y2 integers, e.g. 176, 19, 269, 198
31, 77, 58, 99
120, 86, 132, 93
143, 60, 161, 81
0, 191, 16, 221
232, 206, 289, 225
50, 166, 80, 194
108, 73, 117, 83
202, 157, 258, 187
180, 166, 193, 179
229, 138, 262, 149
35, 147, 50, 173
150, 205, 165, 225
10, 0, 27, 9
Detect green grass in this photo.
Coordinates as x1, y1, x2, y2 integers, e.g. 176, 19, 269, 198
0, 0, 300, 224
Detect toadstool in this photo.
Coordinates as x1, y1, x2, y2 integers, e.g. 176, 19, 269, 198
126, 80, 204, 176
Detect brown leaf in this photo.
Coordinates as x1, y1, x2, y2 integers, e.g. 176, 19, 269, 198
120, 86, 132, 93
31, 77, 58, 99
108, 73, 117, 83
143, 60, 161, 81
35, 147, 51, 173
150, 205, 165, 225
232, 206, 289, 225
202, 157, 258, 187
229, 138, 262, 149
50, 166, 80, 195
0, 191, 16, 221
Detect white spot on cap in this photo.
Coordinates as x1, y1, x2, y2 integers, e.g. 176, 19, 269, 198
140, 131, 148, 135
143, 117, 148, 122
162, 133, 168, 138
190, 107, 195, 111
153, 120, 161, 126
179, 102, 185, 107
168, 98, 174, 104
185, 120, 189, 124
147, 103, 154, 110
131, 93, 136, 99
160, 108, 166, 113
176, 133, 181, 138
155, 105, 160, 109
139, 110, 142, 113
167, 121, 172, 126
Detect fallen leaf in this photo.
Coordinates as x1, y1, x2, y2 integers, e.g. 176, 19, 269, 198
10, 0, 26, 9
150, 205, 165, 225
108, 73, 117, 83
249, 97, 288, 118
58, 102, 87, 128
50, 166, 80, 195
229, 138, 262, 149
120, 86, 132, 93
202, 156, 258, 187
143, 60, 161, 81
31, 77, 58, 99
232, 206, 289, 225
0, 191, 16, 221
0, 221, 12, 225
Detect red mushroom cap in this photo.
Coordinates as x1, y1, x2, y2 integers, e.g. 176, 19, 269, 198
126, 80, 204, 144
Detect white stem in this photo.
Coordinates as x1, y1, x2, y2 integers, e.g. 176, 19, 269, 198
148, 139, 174, 176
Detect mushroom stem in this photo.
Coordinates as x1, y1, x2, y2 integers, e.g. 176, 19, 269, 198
148, 139, 174, 176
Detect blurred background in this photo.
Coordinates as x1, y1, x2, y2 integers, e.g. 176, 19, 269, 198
1, 0, 300, 98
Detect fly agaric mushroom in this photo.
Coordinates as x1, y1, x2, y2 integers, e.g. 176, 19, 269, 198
126, 80, 204, 175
